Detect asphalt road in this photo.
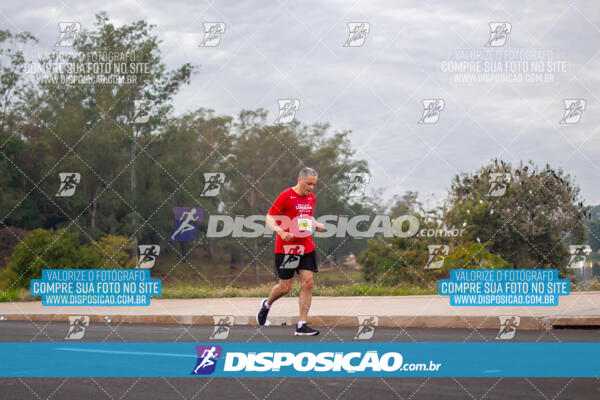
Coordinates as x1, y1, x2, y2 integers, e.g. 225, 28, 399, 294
0, 322, 599, 399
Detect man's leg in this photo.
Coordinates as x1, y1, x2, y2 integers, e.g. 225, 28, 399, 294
298, 270, 314, 322
267, 278, 293, 305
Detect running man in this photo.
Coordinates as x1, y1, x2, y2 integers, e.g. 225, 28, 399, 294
257, 167, 324, 336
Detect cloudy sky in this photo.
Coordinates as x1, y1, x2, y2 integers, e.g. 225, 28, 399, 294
3, 0, 600, 208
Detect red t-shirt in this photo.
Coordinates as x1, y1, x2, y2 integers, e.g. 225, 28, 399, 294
268, 187, 316, 254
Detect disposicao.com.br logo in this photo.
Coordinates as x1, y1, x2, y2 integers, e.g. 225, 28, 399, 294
206, 214, 465, 239
190, 345, 442, 377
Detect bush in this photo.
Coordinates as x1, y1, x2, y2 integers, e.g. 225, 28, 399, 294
90, 234, 135, 268
441, 243, 512, 272
0, 227, 28, 268
0, 228, 135, 290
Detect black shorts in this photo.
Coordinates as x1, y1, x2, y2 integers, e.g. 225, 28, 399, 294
274, 251, 318, 280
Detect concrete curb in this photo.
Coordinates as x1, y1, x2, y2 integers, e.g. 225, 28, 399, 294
540, 316, 600, 329
2, 293, 599, 330
2, 313, 599, 330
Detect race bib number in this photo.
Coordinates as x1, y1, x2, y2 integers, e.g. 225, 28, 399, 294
298, 218, 312, 232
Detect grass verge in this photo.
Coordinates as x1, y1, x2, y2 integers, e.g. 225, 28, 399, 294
158, 280, 437, 299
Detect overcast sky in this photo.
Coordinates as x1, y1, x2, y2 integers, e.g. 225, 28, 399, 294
3, 0, 600, 208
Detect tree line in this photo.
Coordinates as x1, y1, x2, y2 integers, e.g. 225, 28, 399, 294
0, 13, 596, 291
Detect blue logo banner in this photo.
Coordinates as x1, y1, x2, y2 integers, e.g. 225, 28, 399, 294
0, 342, 598, 377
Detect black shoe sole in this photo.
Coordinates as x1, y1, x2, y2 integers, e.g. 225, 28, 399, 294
256, 299, 268, 326
294, 331, 319, 336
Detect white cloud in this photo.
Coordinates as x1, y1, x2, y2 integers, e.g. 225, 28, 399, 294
5, 0, 600, 204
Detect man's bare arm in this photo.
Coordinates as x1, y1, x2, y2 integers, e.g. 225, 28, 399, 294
311, 216, 325, 231
265, 214, 293, 241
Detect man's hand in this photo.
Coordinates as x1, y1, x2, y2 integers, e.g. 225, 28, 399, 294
266, 214, 293, 241
278, 231, 294, 241
315, 222, 325, 232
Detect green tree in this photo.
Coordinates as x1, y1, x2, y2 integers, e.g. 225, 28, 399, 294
585, 205, 600, 252
139, 108, 233, 261
0, 29, 42, 229
588, 219, 600, 252
23, 12, 195, 239
0, 29, 37, 133
444, 160, 586, 274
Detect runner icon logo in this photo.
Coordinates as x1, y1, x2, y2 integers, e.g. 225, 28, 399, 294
425, 245, 448, 270
56, 22, 80, 47
496, 315, 520, 340
280, 245, 305, 269
169, 207, 204, 242
192, 345, 222, 375
488, 173, 511, 197
136, 245, 160, 269
354, 315, 378, 340
132, 100, 154, 124
343, 23, 370, 47
199, 23, 225, 47
201, 173, 225, 196
65, 316, 89, 340
418, 99, 444, 124
56, 173, 81, 197
346, 173, 370, 197
567, 245, 591, 269
274, 99, 300, 124
210, 316, 234, 340
559, 99, 586, 124
485, 22, 511, 47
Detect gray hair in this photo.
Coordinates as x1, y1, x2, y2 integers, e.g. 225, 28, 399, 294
298, 167, 318, 179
